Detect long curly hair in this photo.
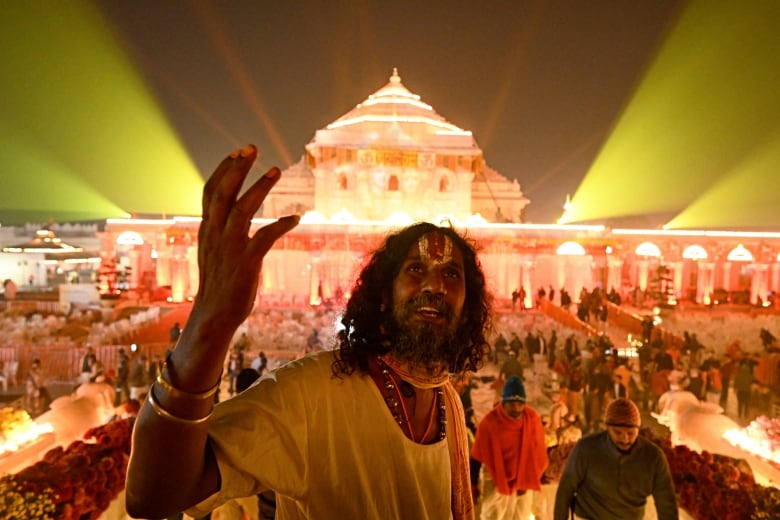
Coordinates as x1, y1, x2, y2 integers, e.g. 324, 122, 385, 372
332, 222, 493, 377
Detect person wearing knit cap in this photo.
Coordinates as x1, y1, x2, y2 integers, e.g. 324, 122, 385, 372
470, 376, 548, 519
553, 398, 678, 520
605, 396, 641, 426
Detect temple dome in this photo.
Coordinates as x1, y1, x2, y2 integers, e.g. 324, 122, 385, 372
312, 68, 477, 151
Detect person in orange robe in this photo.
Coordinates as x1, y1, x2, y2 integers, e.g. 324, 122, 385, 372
471, 376, 548, 519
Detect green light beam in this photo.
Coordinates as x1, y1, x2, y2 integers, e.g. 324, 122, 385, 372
666, 130, 780, 230
561, 1, 780, 229
0, 1, 204, 224
0, 123, 126, 224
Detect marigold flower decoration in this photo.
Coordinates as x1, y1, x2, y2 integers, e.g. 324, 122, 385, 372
0, 418, 134, 520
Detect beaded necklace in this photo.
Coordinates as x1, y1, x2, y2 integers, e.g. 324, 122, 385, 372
377, 356, 446, 442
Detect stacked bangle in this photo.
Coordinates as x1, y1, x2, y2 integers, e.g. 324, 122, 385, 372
157, 358, 220, 400
147, 384, 212, 425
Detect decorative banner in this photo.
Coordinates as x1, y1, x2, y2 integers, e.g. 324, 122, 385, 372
418, 152, 436, 168
357, 149, 432, 168
379, 150, 402, 166
358, 149, 376, 166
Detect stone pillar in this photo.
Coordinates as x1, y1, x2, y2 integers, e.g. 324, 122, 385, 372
750, 263, 768, 305
556, 256, 566, 294
309, 253, 323, 306
128, 248, 141, 289
697, 262, 715, 305
156, 249, 172, 288
170, 243, 190, 303
670, 261, 684, 300
722, 261, 732, 292
186, 244, 198, 300
637, 259, 649, 291
521, 259, 534, 309
607, 257, 624, 293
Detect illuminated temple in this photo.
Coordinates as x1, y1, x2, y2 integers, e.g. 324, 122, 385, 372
70, 70, 780, 309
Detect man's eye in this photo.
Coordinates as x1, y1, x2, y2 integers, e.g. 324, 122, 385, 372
444, 268, 462, 279
407, 263, 424, 273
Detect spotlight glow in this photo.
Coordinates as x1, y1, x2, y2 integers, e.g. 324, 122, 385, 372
562, 2, 780, 230
0, 1, 204, 225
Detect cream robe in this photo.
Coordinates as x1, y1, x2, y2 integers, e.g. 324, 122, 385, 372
188, 350, 455, 519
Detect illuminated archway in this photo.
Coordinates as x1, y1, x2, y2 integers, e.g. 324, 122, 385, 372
682, 244, 708, 260
727, 244, 753, 262
556, 241, 586, 256
636, 242, 661, 257
634, 242, 661, 291
116, 231, 144, 246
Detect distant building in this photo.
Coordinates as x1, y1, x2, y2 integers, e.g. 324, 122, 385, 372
4, 71, 780, 313
262, 68, 529, 224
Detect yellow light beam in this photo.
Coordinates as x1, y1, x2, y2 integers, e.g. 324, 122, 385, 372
0, 1, 204, 224
563, 1, 780, 229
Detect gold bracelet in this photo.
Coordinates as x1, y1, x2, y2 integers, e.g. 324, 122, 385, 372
157, 357, 220, 400
147, 384, 213, 425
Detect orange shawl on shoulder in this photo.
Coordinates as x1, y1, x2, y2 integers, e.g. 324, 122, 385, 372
470, 404, 548, 495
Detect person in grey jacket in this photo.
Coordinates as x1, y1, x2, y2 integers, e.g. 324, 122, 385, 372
553, 398, 678, 520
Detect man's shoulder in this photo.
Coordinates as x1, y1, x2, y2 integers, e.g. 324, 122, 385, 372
277, 350, 336, 373
634, 435, 667, 459
478, 406, 501, 425
523, 406, 541, 420
574, 431, 606, 450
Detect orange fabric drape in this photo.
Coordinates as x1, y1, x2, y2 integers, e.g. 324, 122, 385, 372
471, 404, 548, 495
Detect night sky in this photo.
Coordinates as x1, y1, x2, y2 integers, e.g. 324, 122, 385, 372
10, 0, 775, 227
99, 0, 682, 224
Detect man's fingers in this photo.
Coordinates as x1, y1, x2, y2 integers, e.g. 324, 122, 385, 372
202, 145, 258, 226
247, 215, 301, 259
229, 166, 282, 233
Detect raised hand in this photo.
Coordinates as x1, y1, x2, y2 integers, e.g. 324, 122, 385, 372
193, 144, 300, 333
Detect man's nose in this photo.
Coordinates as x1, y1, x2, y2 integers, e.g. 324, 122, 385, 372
421, 269, 446, 294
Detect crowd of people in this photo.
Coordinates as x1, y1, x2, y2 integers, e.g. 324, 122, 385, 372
3, 145, 780, 518
117, 145, 689, 520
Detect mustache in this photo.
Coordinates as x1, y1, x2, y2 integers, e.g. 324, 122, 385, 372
406, 293, 453, 318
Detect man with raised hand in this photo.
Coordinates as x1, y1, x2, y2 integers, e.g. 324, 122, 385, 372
126, 144, 493, 520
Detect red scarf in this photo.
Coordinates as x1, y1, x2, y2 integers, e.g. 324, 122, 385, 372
470, 403, 548, 495
381, 356, 474, 520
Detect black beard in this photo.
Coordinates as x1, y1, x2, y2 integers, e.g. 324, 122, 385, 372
388, 320, 457, 371
386, 295, 465, 371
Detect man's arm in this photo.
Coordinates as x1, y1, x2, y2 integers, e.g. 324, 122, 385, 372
652, 450, 680, 520
125, 145, 299, 519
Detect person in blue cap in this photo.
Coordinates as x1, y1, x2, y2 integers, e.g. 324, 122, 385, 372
471, 375, 548, 519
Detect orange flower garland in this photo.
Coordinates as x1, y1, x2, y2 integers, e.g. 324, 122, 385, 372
0, 418, 133, 520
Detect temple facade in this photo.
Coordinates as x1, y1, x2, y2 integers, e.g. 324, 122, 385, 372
5, 70, 780, 312
261, 69, 529, 224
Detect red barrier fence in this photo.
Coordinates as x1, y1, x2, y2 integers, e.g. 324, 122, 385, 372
0, 342, 170, 387
539, 298, 601, 338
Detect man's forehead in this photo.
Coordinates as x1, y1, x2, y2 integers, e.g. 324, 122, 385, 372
410, 231, 461, 263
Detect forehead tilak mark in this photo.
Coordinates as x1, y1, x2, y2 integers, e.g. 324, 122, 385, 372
417, 232, 453, 264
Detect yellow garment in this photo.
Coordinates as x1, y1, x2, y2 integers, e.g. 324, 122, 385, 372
188, 351, 457, 520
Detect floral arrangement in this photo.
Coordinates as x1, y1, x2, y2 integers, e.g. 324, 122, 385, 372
723, 415, 780, 465
0, 418, 133, 520
544, 429, 780, 520
0, 407, 54, 456
543, 440, 575, 482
